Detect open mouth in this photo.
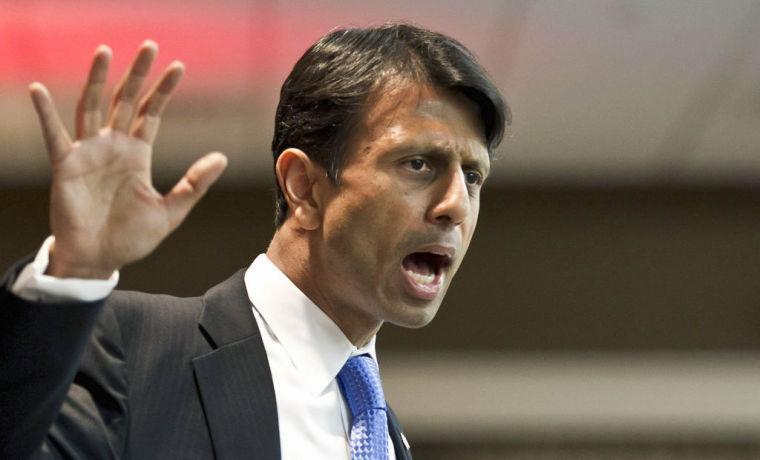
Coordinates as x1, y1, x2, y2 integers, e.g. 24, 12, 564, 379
401, 251, 453, 299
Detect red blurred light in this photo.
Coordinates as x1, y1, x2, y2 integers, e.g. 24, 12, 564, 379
0, 1, 293, 91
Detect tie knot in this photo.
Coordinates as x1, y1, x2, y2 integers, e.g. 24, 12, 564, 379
338, 354, 387, 417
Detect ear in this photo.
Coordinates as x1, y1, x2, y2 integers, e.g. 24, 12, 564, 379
275, 148, 322, 230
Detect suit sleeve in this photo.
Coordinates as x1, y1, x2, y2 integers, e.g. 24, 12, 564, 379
0, 258, 128, 459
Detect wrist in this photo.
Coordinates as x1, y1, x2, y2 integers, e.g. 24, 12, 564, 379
46, 241, 118, 280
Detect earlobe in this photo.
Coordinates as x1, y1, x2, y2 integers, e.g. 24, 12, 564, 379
275, 148, 321, 230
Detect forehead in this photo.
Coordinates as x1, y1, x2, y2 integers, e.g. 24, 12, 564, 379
349, 83, 489, 161
364, 83, 482, 132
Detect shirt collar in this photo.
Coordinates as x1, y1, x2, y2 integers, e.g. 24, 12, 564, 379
244, 254, 378, 395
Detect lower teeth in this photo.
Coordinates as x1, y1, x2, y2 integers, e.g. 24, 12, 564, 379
408, 271, 435, 285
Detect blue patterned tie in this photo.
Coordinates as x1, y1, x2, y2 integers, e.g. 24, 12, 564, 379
337, 354, 389, 460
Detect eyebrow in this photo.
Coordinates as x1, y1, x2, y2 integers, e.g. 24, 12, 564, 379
465, 155, 491, 178
399, 143, 491, 177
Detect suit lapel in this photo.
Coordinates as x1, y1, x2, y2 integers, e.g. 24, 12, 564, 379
190, 269, 413, 460
192, 270, 280, 460
387, 405, 413, 460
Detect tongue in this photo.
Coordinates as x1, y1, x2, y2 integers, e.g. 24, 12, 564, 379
403, 255, 433, 276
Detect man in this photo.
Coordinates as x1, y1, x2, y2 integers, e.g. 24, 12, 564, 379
0, 23, 508, 459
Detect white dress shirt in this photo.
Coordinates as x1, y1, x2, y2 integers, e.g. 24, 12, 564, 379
245, 254, 396, 459
11, 236, 118, 303
11, 238, 398, 459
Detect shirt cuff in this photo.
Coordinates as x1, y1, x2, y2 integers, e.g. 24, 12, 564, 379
10, 236, 119, 303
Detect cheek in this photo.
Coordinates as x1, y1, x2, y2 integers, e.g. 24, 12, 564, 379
323, 183, 415, 270
460, 201, 481, 250
322, 190, 379, 260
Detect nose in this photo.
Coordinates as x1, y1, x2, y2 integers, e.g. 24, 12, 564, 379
427, 168, 471, 226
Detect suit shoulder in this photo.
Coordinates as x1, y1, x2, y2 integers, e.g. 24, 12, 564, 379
107, 289, 202, 321
107, 289, 202, 314
103, 290, 203, 348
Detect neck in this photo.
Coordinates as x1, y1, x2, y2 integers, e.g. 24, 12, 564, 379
267, 224, 382, 347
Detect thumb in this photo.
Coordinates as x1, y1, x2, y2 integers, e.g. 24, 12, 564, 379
164, 152, 228, 229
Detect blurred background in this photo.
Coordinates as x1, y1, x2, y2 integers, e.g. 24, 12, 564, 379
2, 0, 760, 458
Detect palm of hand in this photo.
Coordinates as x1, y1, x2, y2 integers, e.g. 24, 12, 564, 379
51, 131, 166, 273
31, 42, 227, 279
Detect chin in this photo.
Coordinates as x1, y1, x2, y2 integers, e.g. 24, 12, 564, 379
386, 300, 442, 329
395, 317, 435, 329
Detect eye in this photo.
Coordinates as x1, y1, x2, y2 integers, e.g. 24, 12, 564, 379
409, 158, 428, 171
464, 170, 483, 185
404, 158, 432, 173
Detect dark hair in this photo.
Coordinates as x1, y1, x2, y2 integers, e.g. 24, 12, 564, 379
271, 22, 510, 227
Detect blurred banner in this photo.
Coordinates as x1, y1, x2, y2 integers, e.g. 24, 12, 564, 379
2, 2, 760, 458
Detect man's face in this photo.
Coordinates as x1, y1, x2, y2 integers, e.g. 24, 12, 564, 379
313, 83, 490, 330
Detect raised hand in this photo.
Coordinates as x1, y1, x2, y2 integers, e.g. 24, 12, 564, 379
29, 41, 228, 279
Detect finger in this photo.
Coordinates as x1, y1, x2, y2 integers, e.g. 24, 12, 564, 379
29, 82, 73, 162
108, 40, 158, 133
163, 152, 228, 229
131, 61, 185, 143
75, 45, 112, 139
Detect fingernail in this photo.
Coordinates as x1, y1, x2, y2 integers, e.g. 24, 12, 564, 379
142, 39, 158, 51
28, 82, 45, 93
95, 45, 113, 57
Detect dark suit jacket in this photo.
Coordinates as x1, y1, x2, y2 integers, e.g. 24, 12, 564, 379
0, 261, 413, 459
